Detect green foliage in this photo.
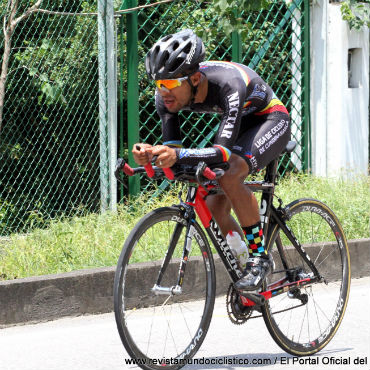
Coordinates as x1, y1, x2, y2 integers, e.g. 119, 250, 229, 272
340, 0, 370, 30
0, 174, 369, 280
206, 0, 287, 39
1, 0, 101, 235
1, 0, 310, 236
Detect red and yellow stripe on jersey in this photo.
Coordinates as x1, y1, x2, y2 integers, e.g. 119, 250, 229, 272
205, 61, 288, 115
210, 61, 250, 87
255, 98, 288, 115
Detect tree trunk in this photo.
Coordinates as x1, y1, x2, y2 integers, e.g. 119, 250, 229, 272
0, 0, 17, 133
0, 0, 43, 133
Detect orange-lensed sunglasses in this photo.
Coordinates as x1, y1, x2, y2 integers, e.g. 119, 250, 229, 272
155, 76, 188, 91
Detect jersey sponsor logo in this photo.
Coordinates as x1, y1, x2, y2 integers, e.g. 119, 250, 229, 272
179, 148, 217, 159
249, 84, 267, 101
244, 151, 258, 170
201, 61, 234, 70
221, 91, 239, 139
254, 119, 289, 155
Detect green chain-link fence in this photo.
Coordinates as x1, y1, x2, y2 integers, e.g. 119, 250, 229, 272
0, 1, 101, 235
120, 0, 310, 196
0, 0, 310, 236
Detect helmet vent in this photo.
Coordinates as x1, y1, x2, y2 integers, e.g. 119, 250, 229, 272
172, 41, 179, 50
153, 45, 160, 59
162, 50, 170, 64
169, 57, 185, 73
183, 42, 192, 54
162, 35, 172, 42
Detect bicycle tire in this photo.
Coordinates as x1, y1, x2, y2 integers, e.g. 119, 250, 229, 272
114, 207, 216, 370
262, 198, 350, 356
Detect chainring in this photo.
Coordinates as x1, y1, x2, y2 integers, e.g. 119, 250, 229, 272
226, 283, 253, 325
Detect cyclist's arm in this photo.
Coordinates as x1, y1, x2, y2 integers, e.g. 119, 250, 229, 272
242, 76, 272, 114
174, 79, 246, 165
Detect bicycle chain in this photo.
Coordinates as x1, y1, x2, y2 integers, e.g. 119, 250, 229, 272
226, 283, 307, 323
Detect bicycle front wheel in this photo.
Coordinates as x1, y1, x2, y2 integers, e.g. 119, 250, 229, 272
114, 207, 215, 370
263, 199, 350, 355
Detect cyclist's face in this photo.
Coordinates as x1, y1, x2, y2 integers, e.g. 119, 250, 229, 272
157, 73, 200, 113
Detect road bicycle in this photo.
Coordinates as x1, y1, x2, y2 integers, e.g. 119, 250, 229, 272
113, 141, 350, 370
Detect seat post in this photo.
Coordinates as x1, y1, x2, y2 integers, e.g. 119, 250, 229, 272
264, 159, 279, 185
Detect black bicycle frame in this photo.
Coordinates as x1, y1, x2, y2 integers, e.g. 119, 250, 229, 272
183, 159, 321, 304
152, 158, 321, 306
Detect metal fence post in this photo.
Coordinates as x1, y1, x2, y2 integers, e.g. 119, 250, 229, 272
302, 0, 311, 171
98, 0, 117, 212
124, 0, 140, 196
231, 8, 242, 63
232, 32, 242, 63
291, 1, 303, 171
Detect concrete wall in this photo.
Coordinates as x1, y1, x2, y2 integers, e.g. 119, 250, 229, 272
311, 1, 369, 176
1, 239, 369, 326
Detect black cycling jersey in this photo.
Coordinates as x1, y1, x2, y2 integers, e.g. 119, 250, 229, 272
155, 61, 289, 168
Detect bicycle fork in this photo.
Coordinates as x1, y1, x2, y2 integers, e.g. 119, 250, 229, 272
151, 183, 239, 298
151, 198, 198, 297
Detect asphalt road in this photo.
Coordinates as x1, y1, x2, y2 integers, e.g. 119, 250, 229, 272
0, 277, 369, 370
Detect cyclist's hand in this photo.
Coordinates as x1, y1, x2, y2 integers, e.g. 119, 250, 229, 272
132, 143, 153, 165
147, 145, 177, 168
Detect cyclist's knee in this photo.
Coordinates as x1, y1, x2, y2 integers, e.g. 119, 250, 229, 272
219, 154, 249, 187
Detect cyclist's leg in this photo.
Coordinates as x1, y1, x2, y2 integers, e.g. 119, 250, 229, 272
232, 111, 291, 290
206, 193, 244, 237
233, 112, 291, 174
217, 155, 261, 229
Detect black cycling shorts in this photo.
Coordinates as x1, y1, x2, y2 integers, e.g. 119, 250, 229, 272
231, 111, 291, 173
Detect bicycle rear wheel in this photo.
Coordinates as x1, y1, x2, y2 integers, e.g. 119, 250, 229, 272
114, 207, 215, 370
262, 199, 350, 355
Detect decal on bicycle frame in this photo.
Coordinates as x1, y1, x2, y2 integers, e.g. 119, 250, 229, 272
259, 198, 268, 228
209, 220, 243, 278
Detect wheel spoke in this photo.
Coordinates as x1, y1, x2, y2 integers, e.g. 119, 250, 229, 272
114, 209, 215, 364
263, 200, 349, 354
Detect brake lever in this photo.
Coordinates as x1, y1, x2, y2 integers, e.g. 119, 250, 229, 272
115, 158, 133, 185
195, 161, 217, 186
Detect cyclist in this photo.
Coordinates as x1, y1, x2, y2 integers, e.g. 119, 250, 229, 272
132, 29, 291, 291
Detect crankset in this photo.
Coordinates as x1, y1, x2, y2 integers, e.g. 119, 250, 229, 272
226, 283, 310, 323
226, 283, 253, 325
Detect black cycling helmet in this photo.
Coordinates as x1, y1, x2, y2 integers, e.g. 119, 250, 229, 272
145, 29, 205, 80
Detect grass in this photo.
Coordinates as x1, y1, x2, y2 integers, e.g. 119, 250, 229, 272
0, 173, 369, 280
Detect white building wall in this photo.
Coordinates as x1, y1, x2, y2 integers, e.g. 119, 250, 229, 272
311, 1, 369, 176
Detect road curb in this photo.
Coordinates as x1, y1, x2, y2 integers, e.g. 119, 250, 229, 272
0, 238, 369, 327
